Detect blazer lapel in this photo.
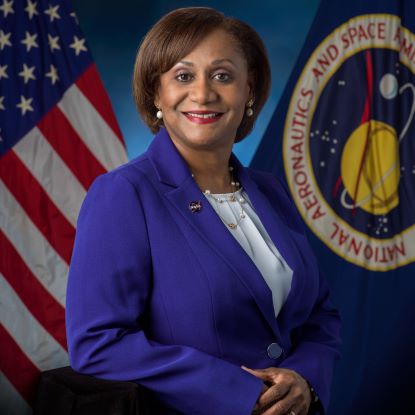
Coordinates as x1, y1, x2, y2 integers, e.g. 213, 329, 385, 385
147, 130, 281, 339
233, 157, 306, 327
234, 158, 304, 276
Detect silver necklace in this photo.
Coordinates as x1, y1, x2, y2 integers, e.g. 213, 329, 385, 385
206, 188, 246, 229
194, 166, 247, 229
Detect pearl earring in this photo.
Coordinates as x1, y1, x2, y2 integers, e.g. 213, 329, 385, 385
156, 109, 163, 120
246, 99, 254, 117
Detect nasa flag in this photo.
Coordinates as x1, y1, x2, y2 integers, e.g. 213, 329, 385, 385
251, 0, 415, 414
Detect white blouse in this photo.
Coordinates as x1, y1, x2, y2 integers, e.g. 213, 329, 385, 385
205, 188, 293, 318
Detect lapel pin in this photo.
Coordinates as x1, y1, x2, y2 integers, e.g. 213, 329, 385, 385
189, 200, 202, 213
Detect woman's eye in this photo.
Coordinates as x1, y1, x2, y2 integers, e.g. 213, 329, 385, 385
213, 73, 231, 82
176, 73, 192, 82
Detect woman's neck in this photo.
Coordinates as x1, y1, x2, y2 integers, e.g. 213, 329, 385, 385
192, 162, 234, 194
172, 141, 235, 194
172, 134, 239, 193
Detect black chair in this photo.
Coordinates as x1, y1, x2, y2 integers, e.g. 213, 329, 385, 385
34, 366, 152, 415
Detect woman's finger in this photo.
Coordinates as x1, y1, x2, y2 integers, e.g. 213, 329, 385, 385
259, 393, 294, 415
259, 383, 309, 415
252, 384, 269, 413
256, 382, 290, 410
286, 402, 308, 415
241, 366, 271, 381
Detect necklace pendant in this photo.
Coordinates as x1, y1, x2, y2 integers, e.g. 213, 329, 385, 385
229, 194, 236, 202
228, 223, 237, 229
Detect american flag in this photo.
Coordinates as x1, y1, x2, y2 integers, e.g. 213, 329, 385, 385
0, 0, 128, 412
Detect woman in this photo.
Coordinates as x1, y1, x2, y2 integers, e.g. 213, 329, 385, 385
66, 7, 341, 415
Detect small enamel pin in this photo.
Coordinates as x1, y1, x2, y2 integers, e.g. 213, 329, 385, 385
189, 200, 202, 213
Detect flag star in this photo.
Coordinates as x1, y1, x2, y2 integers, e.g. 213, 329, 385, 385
70, 11, 78, 24
0, 0, 14, 18
25, 0, 39, 19
44, 4, 60, 22
0, 64, 8, 79
69, 35, 87, 56
19, 63, 36, 84
48, 33, 60, 51
0, 96, 5, 110
45, 64, 59, 84
17, 95, 34, 115
21, 31, 38, 52
0, 30, 12, 50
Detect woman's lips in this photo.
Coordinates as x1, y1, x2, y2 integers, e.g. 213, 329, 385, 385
183, 111, 223, 124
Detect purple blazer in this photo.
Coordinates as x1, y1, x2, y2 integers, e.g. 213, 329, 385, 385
66, 128, 341, 415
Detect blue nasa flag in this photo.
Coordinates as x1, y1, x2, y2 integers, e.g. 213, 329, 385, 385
251, 1, 415, 414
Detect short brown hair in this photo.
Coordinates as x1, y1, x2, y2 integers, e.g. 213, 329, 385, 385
132, 7, 271, 142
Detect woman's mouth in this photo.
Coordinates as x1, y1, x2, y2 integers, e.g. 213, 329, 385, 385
183, 111, 223, 124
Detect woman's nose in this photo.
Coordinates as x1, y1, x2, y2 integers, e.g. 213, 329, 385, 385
189, 77, 217, 104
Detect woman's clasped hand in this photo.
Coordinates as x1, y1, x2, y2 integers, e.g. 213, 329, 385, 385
243, 367, 311, 415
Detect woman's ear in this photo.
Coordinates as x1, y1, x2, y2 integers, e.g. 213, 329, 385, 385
247, 80, 255, 105
154, 90, 160, 109
247, 75, 254, 102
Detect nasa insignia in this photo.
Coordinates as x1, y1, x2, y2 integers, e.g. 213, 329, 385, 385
283, 14, 415, 271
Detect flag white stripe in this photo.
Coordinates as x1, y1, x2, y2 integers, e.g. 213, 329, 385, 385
13, 127, 86, 228
58, 85, 128, 171
0, 372, 32, 415
0, 275, 69, 371
0, 180, 68, 306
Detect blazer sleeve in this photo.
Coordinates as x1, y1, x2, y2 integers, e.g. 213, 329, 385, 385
65, 172, 263, 415
272, 176, 341, 414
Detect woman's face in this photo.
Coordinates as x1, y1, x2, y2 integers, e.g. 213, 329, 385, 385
155, 29, 251, 153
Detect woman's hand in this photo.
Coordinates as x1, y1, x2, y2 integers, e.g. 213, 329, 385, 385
242, 366, 312, 415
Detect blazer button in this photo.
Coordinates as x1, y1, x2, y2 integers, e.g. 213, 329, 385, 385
267, 343, 283, 359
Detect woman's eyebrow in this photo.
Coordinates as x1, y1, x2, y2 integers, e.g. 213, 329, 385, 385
175, 58, 237, 67
211, 58, 237, 67
177, 60, 193, 67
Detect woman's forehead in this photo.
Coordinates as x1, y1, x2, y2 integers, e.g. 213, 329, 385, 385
172, 29, 246, 68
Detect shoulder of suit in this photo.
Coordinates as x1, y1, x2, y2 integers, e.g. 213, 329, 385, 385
91, 153, 155, 189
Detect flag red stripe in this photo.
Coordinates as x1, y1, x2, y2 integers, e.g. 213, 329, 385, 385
359, 50, 374, 125
76, 64, 125, 145
0, 324, 40, 405
0, 231, 67, 350
353, 50, 374, 215
0, 151, 75, 264
38, 106, 107, 191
